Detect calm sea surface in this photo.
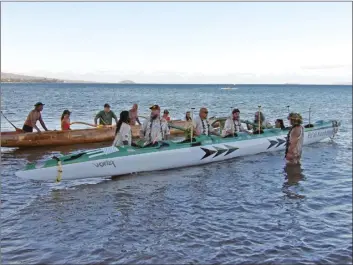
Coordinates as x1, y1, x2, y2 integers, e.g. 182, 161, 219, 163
1, 83, 352, 264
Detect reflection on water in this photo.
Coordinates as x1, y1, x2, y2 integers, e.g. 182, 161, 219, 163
282, 164, 306, 199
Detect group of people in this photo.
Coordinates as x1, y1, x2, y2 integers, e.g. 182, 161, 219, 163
22, 102, 304, 164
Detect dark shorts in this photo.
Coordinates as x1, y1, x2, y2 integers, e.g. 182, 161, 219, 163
22, 124, 33, 133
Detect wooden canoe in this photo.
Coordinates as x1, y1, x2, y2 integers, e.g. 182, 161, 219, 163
0, 120, 192, 148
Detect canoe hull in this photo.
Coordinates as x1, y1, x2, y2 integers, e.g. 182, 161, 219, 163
15, 120, 340, 182
1, 120, 189, 148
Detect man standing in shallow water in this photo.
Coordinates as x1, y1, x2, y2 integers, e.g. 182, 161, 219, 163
22, 102, 49, 133
129, 103, 141, 126
94, 103, 118, 126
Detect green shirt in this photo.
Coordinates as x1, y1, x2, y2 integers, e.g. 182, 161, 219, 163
95, 110, 117, 125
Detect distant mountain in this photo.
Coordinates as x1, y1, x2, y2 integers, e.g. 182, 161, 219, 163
1, 72, 64, 83
119, 80, 135, 84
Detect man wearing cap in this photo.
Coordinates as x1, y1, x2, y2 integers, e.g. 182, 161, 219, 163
193, 107, 219, 136
94, 103, 118, 126
22, 102, 49, 133
140, 104, 170, 145
222, 108, 251, 137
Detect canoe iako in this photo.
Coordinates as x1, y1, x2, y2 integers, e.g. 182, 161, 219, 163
15, 119, 340, 182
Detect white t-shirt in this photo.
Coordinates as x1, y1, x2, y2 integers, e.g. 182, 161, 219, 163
222, 118, 245, 136
113, 122, 132, 147
140, 118, 170, 142
193, 116, 213, 135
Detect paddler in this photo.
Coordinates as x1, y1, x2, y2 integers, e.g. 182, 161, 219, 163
193, 107, 219, 136
22, 102, 49, 133
247, 111, 273, 132
94, 103, 118, 126
185, 111, 192, 121
140, 104, 170, 146
162, 109, 171, 121
285, 113, 304, 165
113, 110, 133, 147
129, 103, 141, 126
222, 108, 251, 137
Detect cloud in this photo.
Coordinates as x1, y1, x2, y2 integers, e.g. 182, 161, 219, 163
300, 64, 352, 70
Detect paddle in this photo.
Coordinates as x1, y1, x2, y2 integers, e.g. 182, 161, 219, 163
70, 121, 113, 129
1, 111, 23, 133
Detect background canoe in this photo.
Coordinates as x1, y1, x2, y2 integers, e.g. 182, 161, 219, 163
1, 120, 190, 148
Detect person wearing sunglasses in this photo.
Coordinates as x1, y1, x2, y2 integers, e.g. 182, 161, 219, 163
193, 107, 218, 136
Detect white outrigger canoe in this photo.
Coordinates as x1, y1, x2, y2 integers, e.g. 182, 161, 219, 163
15, 120, 340, 182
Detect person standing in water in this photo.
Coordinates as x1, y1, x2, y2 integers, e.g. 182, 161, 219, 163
129, 103, 141, 126
285, 113, 304, 165
113, 111, 132, 147
22, 102, 49, 133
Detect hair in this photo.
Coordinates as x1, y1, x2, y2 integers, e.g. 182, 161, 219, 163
276, 119, 285, 129
288, 112, 303, 126
254, 111, 265, 123
232, 108, 240, 114
116, 110, 130, 134
61, 110, 70, 121
185, 111, 192, 121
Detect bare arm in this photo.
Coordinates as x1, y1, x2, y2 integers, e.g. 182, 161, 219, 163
39, 116, 48, 131
136, 116, 141, 125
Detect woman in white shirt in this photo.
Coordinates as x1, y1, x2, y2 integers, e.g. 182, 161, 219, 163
112, 110, 132, 147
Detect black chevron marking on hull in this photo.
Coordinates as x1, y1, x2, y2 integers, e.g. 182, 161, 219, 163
267, 140, 278, 149
275, 138, 286, 147
200, 147, 217, 160
224, 145, 239, 156
213, 146, 228, 157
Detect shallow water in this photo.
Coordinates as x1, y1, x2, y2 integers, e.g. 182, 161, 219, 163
1, 84, 352, 264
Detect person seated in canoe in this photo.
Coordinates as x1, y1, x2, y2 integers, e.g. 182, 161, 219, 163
61, 109, 71, 130
22, 102, 49, 133
285, 113, 304, 165
185, 111, 192, 121
193, 107, 219, 136
221, 108, 252, 137
247, 111, 272, 133
275, 119, 285, 129
162, 109, 171, 121
129, 103, 141, 126
113, 110, 135, 147
94, 103, 118, 127
139, 104, 170, 147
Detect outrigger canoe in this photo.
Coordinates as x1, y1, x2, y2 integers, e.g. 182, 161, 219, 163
1, 120, 195, 148
15, 119, 340, 182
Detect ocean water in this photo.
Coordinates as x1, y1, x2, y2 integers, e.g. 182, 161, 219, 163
1, 83, 352, 264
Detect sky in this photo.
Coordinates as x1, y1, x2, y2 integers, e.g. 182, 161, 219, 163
1, 2, 352, 84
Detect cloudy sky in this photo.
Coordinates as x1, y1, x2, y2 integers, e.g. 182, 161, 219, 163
1, 2, 352, 84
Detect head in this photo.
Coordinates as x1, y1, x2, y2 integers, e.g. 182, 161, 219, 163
150, 104, 161, 119
186, 111, 191, 118
104, 103, 111, 113
61, 109, 71, 121
287, 112, 303, 126
232, 108, 240, 120
199, 107, 208, 119
132, 104, 138, 110
163, 109, 169, 117
275, 119, 285, 129
34, 102, 45, 111
254, 111, 265, 122
119, 110, 130, 124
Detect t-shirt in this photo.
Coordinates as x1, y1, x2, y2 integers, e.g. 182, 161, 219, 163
113, 123, 132, 146
222, 118, 245, 136
140, 118, 170, 142
95, 110, 117, 125
193, 116, 213, 135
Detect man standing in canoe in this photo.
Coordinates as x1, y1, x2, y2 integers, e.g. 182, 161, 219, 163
129, 103, 141, 126
140, 104, 170, 146
94, 103, 118, 126
193, 107, 219, 136
285, 113, 304, 165
22, 102, 49, 133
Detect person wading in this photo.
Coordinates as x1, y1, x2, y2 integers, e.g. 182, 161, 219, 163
140, 105, 170, 146
113, 110, 133, 147
129, 103, 141, 126
22, 102, 49, 133
285, 113, 304, 165
94, 103, 118, 126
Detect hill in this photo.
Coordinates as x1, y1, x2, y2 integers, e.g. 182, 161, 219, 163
1, 72, 64, 83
